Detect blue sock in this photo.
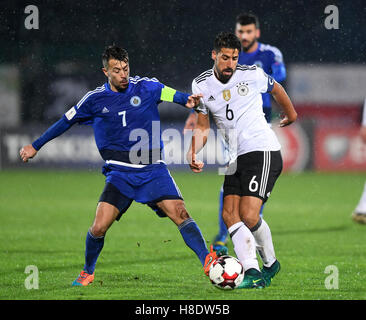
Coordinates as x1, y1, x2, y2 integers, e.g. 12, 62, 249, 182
83, 229, 104, 274
179, 218, 209, 266
217, 186, 228, 240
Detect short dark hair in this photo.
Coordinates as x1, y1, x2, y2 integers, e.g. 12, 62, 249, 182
102, 45, 129, 68
213, 32, 241, 53
236, 13, 260, 28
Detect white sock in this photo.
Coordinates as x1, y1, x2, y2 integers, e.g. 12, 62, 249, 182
355, 182, 366, 213
251, 219, 276, 268
228, 222, 260, 271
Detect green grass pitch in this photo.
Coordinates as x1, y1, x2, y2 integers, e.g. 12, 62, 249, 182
0, 169, 365, 300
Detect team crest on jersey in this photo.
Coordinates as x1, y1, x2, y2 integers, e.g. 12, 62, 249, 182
237, 82, 249, 96
130, 96, 141, 107
222, 90, 231, 101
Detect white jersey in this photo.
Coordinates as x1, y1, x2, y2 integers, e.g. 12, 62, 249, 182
192, 64, 281, 162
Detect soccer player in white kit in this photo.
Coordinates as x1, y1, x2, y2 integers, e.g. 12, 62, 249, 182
187, 32, 297, 288
352, 98, 366, 224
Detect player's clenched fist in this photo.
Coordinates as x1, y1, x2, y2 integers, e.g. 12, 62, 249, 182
279, 114, 297, 127
185, 93, 203, 109
19, 144, 37, 162
189, 159, 204, 173
187, 151, 204, 173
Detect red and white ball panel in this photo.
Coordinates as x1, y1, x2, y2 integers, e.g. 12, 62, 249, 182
209, 255, 244, 290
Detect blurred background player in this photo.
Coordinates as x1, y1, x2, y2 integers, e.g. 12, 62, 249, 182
183, 13, 287, 254
19, 45, 217, 286
352, 98, 366, 224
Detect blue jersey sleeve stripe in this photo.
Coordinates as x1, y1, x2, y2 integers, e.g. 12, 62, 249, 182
76, 86, 105, 109
129, 76, 159, 84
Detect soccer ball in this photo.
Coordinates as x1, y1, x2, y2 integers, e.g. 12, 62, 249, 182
209, 255, 244, 290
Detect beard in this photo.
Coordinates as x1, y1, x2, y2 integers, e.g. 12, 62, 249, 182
113, 79, 129, 92
214, 66, 234, 83
242, 38, 257, 52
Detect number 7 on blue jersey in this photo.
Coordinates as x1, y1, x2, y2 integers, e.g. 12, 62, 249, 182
118, 111, 127, 127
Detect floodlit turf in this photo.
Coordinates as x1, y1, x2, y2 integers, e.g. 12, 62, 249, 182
0, 169, 365, 300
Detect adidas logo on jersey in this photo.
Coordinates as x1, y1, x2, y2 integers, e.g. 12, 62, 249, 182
208, 95, 215, 101
102, 107, 109, 113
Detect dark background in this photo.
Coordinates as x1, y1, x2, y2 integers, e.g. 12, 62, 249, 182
0, 0, 365, 123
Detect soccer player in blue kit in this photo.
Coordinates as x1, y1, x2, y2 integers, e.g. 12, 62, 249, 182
184, 13, 287, 254
19, 45, 218, 286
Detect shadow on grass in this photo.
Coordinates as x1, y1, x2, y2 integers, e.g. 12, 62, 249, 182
272, 225, 349, 236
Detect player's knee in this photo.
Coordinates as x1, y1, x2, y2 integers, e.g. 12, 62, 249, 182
176, 201, 190, 221
239, 204, 261, 229
90, 223, 108, 237
243, 215, 260, 230
168, 201, 190, 225
222, 207, 237, 226
160, 200, 190, 225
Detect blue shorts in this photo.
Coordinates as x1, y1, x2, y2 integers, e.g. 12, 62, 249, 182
99, 163, 183, 220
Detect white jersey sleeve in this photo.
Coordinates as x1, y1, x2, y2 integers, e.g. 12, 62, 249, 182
192, 80, 209, 115
256, 67, 275, 94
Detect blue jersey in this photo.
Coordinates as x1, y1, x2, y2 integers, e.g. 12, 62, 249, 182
32, 75, 189, 170
238, 42, 286, 122
63, 76, 171, 165
32, 75, 190, 205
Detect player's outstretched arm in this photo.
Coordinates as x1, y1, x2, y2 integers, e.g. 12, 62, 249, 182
19, 117, 72, 162
186, 113, 210, 173
270, 82, 297, 127
160, 85, 202, 109
183, 110, 198, 134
